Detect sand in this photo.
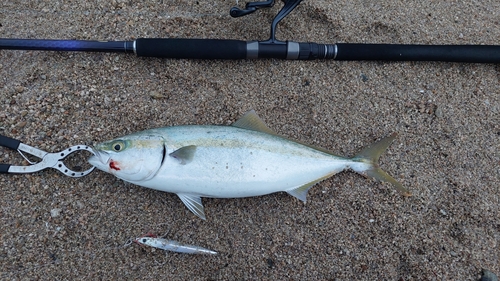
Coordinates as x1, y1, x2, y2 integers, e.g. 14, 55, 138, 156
0, 0, 499, 280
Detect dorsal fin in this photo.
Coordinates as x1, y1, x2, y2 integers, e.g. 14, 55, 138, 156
233, 110, 339, 156
231, 110, 277, 135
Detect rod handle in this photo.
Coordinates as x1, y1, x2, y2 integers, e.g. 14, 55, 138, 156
135, 38, 247, 59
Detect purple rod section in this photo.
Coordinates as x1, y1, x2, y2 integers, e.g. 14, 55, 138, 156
0, 39, 134, 53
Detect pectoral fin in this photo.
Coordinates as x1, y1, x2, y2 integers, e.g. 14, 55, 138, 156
169, 145, 197, 165
177, 193, 206, 220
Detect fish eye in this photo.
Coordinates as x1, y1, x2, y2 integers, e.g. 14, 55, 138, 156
111, 141, 125, 152
142, 238, 147, 243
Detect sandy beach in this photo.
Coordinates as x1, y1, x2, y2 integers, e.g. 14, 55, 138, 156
0, 0, 498, 279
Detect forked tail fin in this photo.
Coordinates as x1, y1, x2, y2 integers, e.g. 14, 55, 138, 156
351, 133, 412, 196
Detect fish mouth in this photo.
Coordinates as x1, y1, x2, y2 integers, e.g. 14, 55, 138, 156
88, 147, 111, 167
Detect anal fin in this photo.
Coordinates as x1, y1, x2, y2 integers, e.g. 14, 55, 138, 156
286, 172, 340, 202
286, 183, 314, 203
177, 193, 206, 220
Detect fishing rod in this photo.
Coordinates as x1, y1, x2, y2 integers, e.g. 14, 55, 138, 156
1, 0, 499, 63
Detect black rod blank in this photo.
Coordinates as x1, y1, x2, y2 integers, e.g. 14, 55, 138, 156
335, 43, 500, 63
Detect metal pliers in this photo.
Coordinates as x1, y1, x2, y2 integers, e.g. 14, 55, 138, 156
0, 134, 95, 177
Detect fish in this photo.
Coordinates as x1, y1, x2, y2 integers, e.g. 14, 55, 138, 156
88, 110, 411, 220
134, 234, 217, 255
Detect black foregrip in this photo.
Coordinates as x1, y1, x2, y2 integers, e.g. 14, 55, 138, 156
0, 164, 11, 173
0, 135, 21, 150
135, 38, 247, 59
336, 44, 500, 63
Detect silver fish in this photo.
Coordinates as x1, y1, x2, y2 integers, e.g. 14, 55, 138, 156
89, 110, 411, 220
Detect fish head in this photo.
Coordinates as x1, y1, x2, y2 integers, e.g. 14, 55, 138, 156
134, 236, 156, 247
88, 134, 166, 182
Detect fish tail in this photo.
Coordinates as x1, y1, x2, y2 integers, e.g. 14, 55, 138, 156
351, 133, 412, 196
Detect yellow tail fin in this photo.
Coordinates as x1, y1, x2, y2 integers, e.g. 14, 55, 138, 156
353, 133, 412, 196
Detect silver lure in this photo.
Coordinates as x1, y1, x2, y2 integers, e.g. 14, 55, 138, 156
135, 235, 217, 255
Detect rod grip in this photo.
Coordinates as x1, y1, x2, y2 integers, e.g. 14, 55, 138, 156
335, 44, 500, 63
135, 38, 247, 59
